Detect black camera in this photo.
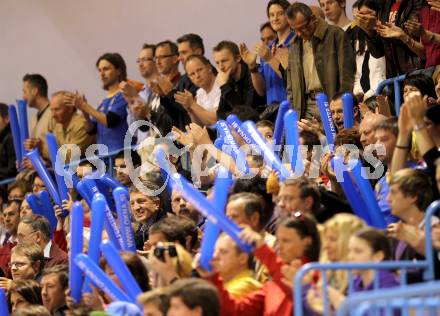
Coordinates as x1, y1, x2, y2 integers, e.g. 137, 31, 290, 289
153, 244, 178, 262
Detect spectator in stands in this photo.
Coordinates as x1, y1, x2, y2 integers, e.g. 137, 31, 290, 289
31, 174, 46, 196
402, 73, 437, 102
113, 150, 142, 187
138, 288, 170, 316
49, 91, 95, 160
347, 0, 386, 101
211, 233, 261, 299
8, 279, 43, 313
129, 181, 167, 250
307, 228, 398, 313
359, 112, 387, 149
10, 243, 45, 282
17, 215, 67, 268
175, 55, 219, 126
12, 305, 50, 316
285, 2, 355, 119
0, 201, 20, 270
7, 182, 25, 205
167, 278, 220, 316
22, 74, 55, 163
256, 120, 274, 143
355, 0, 424, 78
213, 41, 256, 120
40, 265, 68, 315
65, 53, 129, 153
240, 0, 294, 108
260, 22, 277, 46
120, 43, 173, 140
319, 0, 351, 30
329, 92, 360, 132
321, 214, 365, 293
171, 189, 205, 229
0, 103, 17, 181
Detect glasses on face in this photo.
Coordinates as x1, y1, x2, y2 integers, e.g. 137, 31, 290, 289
8, 261, 30, 269
8, 196, 24, 203
136, 57, 154, 64
154, 54, 176, 62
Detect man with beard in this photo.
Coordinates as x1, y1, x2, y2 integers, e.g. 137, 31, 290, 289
65, 53, 128, 152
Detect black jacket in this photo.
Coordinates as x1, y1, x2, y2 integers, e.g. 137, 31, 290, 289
0, 124, 17, 181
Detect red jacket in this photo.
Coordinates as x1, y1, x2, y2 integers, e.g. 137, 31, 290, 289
208, 244, 293, 316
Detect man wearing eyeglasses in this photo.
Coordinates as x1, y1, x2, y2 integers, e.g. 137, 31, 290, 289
285, 2, 354, 119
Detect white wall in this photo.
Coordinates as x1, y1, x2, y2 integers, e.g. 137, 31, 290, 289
0, 0, 355, 106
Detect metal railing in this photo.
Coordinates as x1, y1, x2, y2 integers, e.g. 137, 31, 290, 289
375, 74, 406, 116
293, 199, 440, 316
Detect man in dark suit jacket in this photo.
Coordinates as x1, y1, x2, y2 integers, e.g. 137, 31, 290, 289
0, 103, 17, 181
16, 214, 67, 268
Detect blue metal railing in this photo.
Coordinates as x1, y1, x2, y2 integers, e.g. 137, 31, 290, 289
293, 199, 440, 316
337, 281, 440, 316
375, 74, 406, 116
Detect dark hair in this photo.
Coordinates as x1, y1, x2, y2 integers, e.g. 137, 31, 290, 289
363, 95, 379, 112
356, 0, 379, 12
20, 214, 51, 241
95, 53, 127, 82
267, 0, 291, 17
334, 128, 362, 149
256, 120, 274, 131
212, 41, 240, 57
278, 214, 321, 261
11, 305, 50, 316
0, 103, 8, 118
155, 40, 179, 56
403, 74, 437, 99
286, 2, 314, 20
100, 252, 151, 292
375, 116, 398, 137
283, 177, 321, 213
260, 21, 275, 33
228, 192, 270, 230
142, 43, 156, 52
355, 228, 392, 260
184, 54, 211, 70
41, 264, 69, 289
169, 279, 219, 316
230, 105, 260, 122
22, 74, 48, 98
177, 33, 205, 55
138, 288, 170, 314
149, 216, 198, 251
11, 244, 45, 275
425, 103, 440, 125
300, 130, 321, 147
9, 279, 42, 306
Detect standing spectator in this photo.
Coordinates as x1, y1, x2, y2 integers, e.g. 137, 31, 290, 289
286, 2, 355, 119
65, 53, 129, 153
355, 0, 425, 78
319, 0, 352, 30
260, 22, 277, 46
0, 103, 17, 181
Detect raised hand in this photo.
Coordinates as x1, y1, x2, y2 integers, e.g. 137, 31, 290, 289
174, 90, 195, 111
119, 81, 139, 100
427, 0, 440, 12
254, 42, 271, 61
376, 22, 406, 39
404, 19, 425, 37
239, 43, 257, 68
215, 67, 232, 87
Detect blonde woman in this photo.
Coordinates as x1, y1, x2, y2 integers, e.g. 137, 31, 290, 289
321, 213, 366, 293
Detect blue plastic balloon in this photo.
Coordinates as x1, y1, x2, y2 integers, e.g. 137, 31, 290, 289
241, 121, 290, 180
331, 157, 373, 226
0, 288, 9, 316
100, 241, 142, 303
350, 159, 387, 229
100, 173, 123, 189
214, 138, 224, 150
342, 93, 354, 129
216, 120, 249, 174
284, 110, 304, 175
76, 178, 100, 206
199, 166, 232, 271
75, 253, 132, 302
113, 187, 136, 252
17, 99, 29, 156
164, 168, 252, 253
38, 190, 57, 235
226, 114, 253, 145
46, 133, 69, 201
8, 105, 22, 169
316, 93, 336, 148
95, 177, 117, 212
273, 100, 291, 149
25, 193, 45, 217
26, 149, 62, 206
70, 202, 84, 303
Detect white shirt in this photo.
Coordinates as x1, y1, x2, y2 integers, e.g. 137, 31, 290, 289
44, 240, 52, 258
195, 81, 221, 112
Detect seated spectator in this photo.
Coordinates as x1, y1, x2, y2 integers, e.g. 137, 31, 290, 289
49, 90, 95, 160
113, 150, 141, 187
213, 41, 257, 120
319, 0, 351, 30
256, 120, 274, 143
0, 103, 17, 181
321, 214, 366, 292
402, 73, 437, 102
137, 288, 170, 316
359, 112, 386, 149
0, 201, 20, 270
10, 243, 45, 283
40, 265, 68, 315
65, 53, 129, 152
8, 279, 42, 313
17, 215, 67, 268
167, 278, 220, 316
7, 182, 25, 205
174, 55, 220, 126
307, 228, 398, 313
171, 189, 205, 229
211, 233, 262, 299
329, 92, 360, 132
